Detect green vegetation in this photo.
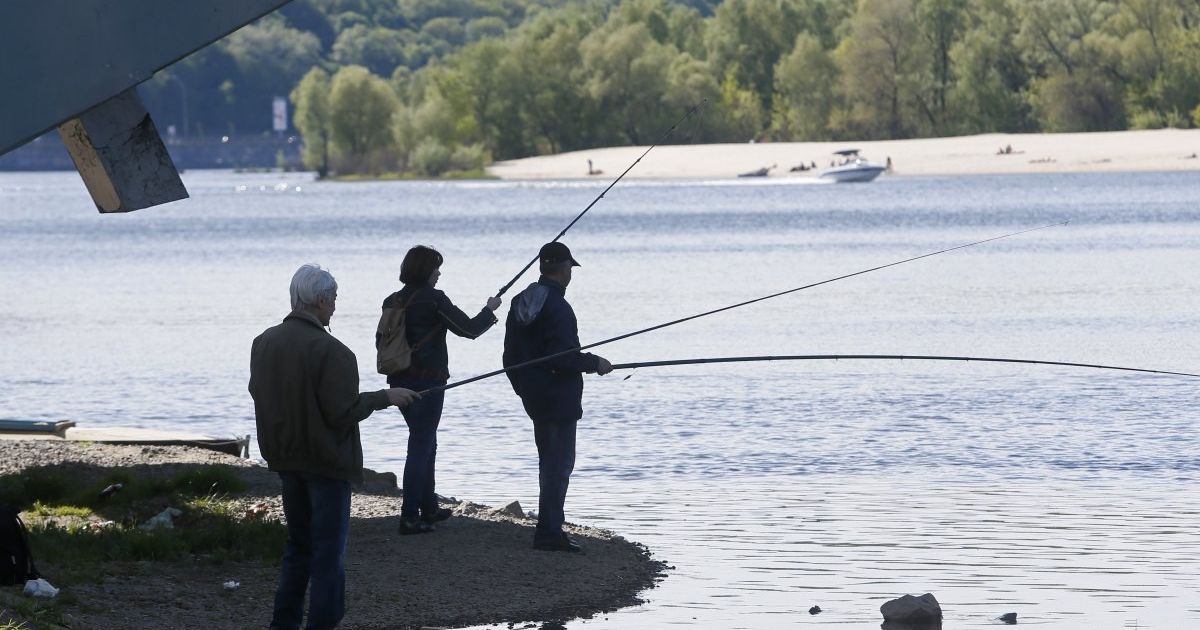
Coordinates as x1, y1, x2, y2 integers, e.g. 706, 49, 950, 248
0, 465, 283, 629
0, 465, 282, 568
142, 0, 1200, 176
0, 465, 246, 511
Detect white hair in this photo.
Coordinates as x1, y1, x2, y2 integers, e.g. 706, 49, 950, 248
289, 263, 337, 311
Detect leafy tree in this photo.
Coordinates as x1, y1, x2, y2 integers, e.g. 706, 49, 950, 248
582, 23, 679, 144
327, 66, 399, 172
331, 25, 410, 76
716, 68, 764, 140
705, 0, 808, 118
1015, 0, 1126, 131
914, 0, 968, 133
1030, 70, 1125, 131
290, 68, 333, 176
834, 0, 922, 139
771, 33, 838, 140
466, 16, 509, 41
947, 0, 1031, 132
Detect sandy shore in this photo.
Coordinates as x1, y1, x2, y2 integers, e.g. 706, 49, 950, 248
0, 442, 665, 629
488, 129, 1200, 179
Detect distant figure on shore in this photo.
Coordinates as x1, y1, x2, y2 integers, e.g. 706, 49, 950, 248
587, 159, 602, 176
503, 242, 612, 553
379, 246, 501, 535
885, 156, 893, 173
251, 264, 419, 629
997, 144, 1014, 155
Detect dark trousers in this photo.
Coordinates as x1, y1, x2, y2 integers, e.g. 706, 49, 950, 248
532, 418, 577, 542
272, 472, 352, 630
393, 377, 446, 521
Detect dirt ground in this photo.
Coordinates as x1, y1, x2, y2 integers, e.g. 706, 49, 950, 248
0, 441, 666, 629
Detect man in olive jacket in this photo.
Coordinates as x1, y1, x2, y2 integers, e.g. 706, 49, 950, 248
251, 264, 418, 630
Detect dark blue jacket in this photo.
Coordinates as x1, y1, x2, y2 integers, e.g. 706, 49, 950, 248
380, 285, 496, 383
503, 277, 600, 422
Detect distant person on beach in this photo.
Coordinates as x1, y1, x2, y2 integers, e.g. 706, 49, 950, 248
503, 242, 612, 553
379, 245, 501, 535
250, 263, 420, 630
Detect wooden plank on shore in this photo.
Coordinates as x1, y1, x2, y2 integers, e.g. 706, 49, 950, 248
0, 419, 75, 433
0, 425, 249, 458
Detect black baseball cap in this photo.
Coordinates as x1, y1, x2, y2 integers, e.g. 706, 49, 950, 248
539, 242, 581, 267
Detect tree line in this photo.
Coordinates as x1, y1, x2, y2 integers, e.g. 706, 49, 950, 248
146, 0, 1200, 176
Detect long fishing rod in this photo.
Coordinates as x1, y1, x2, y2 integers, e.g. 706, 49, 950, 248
424, 221, 1067, 394
493, 99, 707, 298
610, 354, 1200, 379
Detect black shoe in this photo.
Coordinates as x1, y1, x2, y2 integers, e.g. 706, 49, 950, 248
421, 507, 452, 524
398, 519, 435, 535
532, 533, 582, 553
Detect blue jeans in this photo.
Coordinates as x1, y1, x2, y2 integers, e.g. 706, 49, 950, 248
272, 472, 352, 630
532, 418, 577, 542
393, 377, 446, 521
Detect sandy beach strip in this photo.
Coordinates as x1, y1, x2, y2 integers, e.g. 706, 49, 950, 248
488, 128, 1200, 180
0, 441, 665, 629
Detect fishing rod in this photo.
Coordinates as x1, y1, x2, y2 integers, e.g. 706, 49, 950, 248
493, 99, 707, 298
609, 354, 1200, 379
424, 221, 1067, 394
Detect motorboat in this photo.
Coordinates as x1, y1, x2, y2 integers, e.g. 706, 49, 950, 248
819, 149, 886, 183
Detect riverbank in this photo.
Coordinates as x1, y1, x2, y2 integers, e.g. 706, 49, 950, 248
488, 128, 1200, 179
0, 441, 665, 629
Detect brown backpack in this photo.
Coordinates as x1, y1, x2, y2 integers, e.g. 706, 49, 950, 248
375, 291, 438, 375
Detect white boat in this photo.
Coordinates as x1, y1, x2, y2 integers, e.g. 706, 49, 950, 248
819, 149, 886, 183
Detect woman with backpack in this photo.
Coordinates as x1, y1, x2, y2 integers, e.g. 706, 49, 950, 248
379, 245, 501, 534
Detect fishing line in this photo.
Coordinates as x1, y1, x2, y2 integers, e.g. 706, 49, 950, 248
423, 222, 1068, 395
494, 100, 707, 298
609, 354, 1200, 379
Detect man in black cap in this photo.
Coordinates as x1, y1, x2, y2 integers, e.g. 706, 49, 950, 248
503, 241, 612, 552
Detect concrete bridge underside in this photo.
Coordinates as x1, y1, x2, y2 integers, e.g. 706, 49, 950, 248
0, 0, 291, 212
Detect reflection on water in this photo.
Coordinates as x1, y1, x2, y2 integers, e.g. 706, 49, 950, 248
2, 170, 1199, 629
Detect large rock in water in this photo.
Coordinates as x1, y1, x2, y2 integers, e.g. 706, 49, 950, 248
881, 593, 942, 622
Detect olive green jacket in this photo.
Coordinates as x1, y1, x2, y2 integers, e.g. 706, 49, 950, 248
249, 311, 390, 482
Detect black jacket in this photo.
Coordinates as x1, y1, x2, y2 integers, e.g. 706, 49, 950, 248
503, 277, 600, 422
381, 285, 496, 383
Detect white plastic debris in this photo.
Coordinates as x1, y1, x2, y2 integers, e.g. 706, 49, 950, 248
223, 580, 240, 591
24, 578, 59, 598
139, 507, 183, 530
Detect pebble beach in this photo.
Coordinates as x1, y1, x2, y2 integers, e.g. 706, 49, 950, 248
0, 441, 666, 629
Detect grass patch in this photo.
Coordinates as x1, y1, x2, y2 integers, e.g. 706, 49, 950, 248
0, 590, 72, 629
3, 464, 284, 577
0, 465, 247, 513
27, 496, 285, 566
28, 502, 91, 519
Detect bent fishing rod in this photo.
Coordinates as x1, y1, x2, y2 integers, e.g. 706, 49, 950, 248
610, 354, 1200, 379
422, 221, 1067, 395
493, 99, 707, 298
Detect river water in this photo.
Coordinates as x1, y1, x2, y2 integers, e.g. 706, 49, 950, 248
2, 169, 1199, 628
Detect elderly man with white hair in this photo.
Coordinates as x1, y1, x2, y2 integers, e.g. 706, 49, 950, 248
250, 263, 419, 630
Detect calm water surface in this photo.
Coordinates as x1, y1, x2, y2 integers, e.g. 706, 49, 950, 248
2, 170, 1199, 628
